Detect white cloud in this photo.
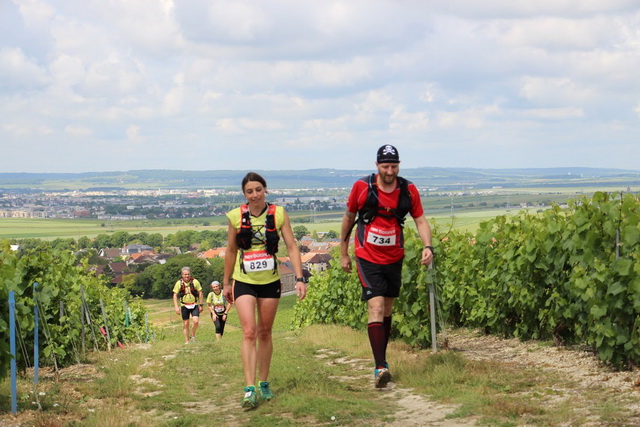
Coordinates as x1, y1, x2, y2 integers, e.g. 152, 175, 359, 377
0, 47, 49, 89
389, 108, 430, 132
126, 125, 144, 143
1, 0, 640, 172
523, 107, 585, 120
518, 77, 595, 106
64, 125, 92, 137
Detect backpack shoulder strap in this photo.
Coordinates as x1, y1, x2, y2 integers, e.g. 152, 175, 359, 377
237, 204, 254, 250
343, 175, 378, 242
266, 203, 277, 224
394, 176, 413, 224
264, 203, 280, 257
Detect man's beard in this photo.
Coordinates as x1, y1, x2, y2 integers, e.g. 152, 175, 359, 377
380, 173, 397, 185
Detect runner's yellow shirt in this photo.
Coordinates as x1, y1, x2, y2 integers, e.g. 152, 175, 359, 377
172, 279, 202, 306
207, 291, 227, 313
226, 204, 284, 285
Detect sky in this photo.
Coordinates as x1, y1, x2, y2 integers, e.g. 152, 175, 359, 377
1, 0, 640, 173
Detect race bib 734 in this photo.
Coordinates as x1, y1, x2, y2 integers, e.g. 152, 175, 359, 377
366, 226, 397, 246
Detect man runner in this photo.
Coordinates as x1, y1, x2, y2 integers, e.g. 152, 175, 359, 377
340, 144, 433, 388
173, 267, 205, 344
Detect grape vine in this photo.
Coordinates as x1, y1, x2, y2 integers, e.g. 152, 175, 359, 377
0, 244, 153, 381
294, 192, 640, 369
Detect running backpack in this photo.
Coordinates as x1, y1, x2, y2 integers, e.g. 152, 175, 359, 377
178, 279, 198, 302
237, 203, 280, 255
344, 173, 413, 241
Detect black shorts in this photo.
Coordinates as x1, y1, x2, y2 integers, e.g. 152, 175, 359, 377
233, 280, 281, 299
356, 257, 403, 301
180, 305, 200, 320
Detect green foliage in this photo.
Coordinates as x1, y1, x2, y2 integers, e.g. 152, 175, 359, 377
293, 248, 367, 329
148, 254, 211, 299
293, 225, 309, 241
0, 244, 153, 382
294, 192, 640, 369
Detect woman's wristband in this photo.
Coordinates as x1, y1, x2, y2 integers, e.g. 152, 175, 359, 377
424, 246, 434, 253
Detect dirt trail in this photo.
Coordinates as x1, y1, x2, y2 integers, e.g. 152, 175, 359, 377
316, 348, 477, 426
4, 328, 640, 426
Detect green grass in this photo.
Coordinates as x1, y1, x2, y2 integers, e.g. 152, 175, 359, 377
3, 296, 639, 425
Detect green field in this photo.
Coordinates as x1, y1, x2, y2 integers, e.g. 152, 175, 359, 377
0, 211, 518, 241
0, 217, 227, 240
0, 204, 538, 241
1, 183, 620, 241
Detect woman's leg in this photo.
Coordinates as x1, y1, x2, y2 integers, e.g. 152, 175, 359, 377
235, 294, 258, 385
214, 315, 223, 340
218, 315, 226, 337
256, 297, 280, 382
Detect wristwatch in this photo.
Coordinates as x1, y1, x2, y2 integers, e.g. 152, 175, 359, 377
295, 277, 306, 283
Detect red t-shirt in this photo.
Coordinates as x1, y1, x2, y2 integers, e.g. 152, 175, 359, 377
346, 175, 424, 264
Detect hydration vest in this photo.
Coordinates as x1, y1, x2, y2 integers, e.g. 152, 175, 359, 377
344, 173, 413, 241
237, 203, 280, 273
178, 279, 198, 303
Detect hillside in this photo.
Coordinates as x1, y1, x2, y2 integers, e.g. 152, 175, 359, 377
1, 167, 639, 191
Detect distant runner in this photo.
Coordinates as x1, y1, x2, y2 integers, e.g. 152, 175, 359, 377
207, 280, 232, 341
173, 267, 204, 344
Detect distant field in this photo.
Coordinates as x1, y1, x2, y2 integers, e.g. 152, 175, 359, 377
0, 217, 227, 240
0, 184, 617, 241
0, 209, 520, 240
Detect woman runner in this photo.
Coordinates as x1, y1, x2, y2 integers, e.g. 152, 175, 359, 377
207, 280, 232, 341
223, 172, 307, 408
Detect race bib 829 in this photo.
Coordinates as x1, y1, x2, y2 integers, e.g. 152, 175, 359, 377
242, 250, 275, 272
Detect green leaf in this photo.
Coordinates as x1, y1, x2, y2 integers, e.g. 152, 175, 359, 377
608, 282, 626, 296
612, 259, 632, 277
590, 305, 607, 319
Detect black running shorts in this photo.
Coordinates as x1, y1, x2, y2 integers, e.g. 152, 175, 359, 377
233, 280, 282, 299
180, 304, 200, 320
356, 257, 403, 301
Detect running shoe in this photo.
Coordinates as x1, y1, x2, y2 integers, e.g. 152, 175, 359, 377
258, 381, 274, 401
374, 367, 392, 388
241, 385, 258, 408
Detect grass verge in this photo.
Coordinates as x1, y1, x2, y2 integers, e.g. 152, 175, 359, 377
2, 295, 639, 426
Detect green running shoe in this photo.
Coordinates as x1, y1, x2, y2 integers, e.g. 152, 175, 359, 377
241, 385, 258, 408
259, 381, 274, 401
374, 367, 392, 388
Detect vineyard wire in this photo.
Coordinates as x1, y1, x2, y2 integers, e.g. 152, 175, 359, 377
13, 313, 32, 368
13, 302, 43, 410
80, 288, 100, 351
35, 299, 59, 375
58, 300, 82, 364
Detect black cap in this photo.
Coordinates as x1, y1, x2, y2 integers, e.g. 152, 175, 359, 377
376, 144, 400, 163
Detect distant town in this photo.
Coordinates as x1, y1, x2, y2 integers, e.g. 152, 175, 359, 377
0, 186, 559, 221
1, 166, 639, 220
0, 188, 345, 220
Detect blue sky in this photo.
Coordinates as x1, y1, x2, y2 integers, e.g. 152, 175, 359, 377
1, 0, 639, 173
